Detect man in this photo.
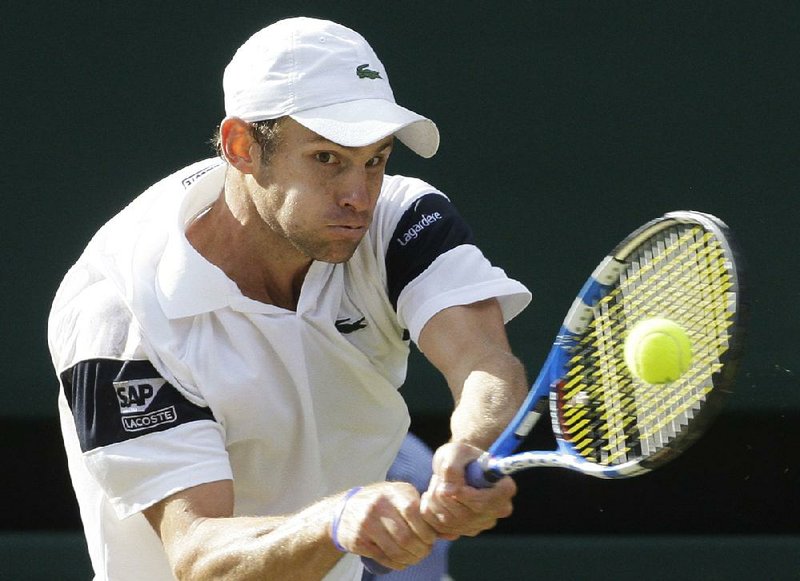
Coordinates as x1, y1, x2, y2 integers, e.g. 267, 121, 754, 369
49, 17, 531, 580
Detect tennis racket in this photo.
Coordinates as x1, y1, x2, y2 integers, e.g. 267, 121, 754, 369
364, 210, 743, 574
465, 210, 744, 487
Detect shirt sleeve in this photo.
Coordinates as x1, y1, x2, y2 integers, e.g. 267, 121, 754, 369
60, 357, 232, 519
61, 359, 232, 518
382, 188, 531, 344
51, 273, 233, 520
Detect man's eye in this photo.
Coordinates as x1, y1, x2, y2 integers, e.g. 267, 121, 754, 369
366, 156, 383, 168
315, 152, 337, 164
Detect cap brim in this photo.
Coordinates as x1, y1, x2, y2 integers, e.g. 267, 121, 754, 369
290, 99, 440, 158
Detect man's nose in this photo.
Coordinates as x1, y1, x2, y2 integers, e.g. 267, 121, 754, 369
337, 168, 371, 211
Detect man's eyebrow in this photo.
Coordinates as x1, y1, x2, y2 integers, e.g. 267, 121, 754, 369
303, 134, 336, 146
374, 139, 394, 153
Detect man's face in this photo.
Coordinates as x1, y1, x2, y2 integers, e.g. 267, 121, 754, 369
249, 118, 393, 264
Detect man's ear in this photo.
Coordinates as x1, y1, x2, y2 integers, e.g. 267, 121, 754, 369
220, 117, 259, 173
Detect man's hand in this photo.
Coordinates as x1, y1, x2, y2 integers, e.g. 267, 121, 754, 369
420, 442, 516, 540
333, 481, 438, 571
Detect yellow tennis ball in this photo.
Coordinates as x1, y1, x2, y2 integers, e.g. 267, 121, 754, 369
624, 318, 692, 384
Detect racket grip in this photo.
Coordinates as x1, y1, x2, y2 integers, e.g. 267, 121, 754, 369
465, 457, 503, 489
361, 557, 392, 575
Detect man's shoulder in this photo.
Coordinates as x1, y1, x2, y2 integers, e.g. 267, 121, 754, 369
49, 272, 140, 372
128, 158, 225, 214
170, 158, 227, 190
49, 160, 224, 364
379, 173, 445, 204
375, 174, 449, 228
74, 158, 223, 252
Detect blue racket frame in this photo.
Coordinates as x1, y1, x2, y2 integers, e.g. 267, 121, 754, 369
465, 255, 651, 487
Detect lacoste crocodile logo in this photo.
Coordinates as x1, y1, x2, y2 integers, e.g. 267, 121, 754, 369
335, 317, 368, 334
356, 64, 382, 79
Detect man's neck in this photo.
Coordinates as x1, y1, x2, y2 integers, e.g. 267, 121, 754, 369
185, 193, 311, 311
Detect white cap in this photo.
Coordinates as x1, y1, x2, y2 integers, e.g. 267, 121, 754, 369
223, 17, 440, 158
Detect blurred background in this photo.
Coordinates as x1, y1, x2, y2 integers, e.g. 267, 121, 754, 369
2, 1, 798, 579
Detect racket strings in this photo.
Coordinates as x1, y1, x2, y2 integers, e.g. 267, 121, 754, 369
557, 223, 736, 466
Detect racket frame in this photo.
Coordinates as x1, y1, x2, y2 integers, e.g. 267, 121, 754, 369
469, 210, 743, 485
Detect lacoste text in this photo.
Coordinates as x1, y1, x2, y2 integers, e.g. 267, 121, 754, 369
122, 406, 177, 432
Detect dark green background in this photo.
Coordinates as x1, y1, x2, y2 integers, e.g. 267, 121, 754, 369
2, 0, 799, 577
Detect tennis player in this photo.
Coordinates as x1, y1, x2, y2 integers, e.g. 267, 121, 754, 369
48, 17, 530, 580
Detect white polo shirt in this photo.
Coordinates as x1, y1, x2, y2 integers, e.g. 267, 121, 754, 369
48, 158, 531, 580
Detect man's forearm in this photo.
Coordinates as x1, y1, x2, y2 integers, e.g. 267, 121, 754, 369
166, 499, 342, 581
448, 350, 528, 450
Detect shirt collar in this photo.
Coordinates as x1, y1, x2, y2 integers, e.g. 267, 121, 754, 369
156, 161, 241, 319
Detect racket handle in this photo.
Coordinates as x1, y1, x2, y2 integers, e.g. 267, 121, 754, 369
361, 557, 391, 575
465, 457, 503, 489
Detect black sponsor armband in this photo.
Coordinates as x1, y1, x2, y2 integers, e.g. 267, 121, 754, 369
61, 359, 215, 452
385, 193, 475, 309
